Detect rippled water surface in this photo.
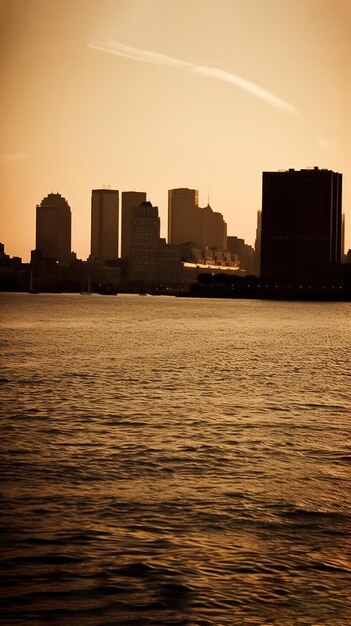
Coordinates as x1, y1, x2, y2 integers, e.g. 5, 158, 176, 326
1, 293, 350, 625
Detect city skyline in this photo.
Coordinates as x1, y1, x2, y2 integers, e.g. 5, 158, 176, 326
1, 0, 350, 261
1, 173, 349, 264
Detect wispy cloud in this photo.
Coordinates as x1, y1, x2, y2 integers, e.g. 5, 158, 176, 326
89, 40, 297, 115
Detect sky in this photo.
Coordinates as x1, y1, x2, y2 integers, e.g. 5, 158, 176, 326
1, 0, 350, 262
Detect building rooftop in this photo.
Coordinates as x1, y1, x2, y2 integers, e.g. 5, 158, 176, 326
39, 193, 70, 208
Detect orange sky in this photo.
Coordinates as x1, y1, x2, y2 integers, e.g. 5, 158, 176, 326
1, 0, 350, 261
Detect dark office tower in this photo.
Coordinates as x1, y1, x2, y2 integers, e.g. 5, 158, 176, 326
260, 167, 342, 282
121, 191, 147, 259
129, 201, 160, 283
91, 189, 119, 262
168, 188, 199, 245
36, 193, 71, 264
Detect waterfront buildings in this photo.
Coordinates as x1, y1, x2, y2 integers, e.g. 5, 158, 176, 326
91, 189, 119, 262
260, 167, 342, 282
3, 171, 351, 295
227, 236, 255, 275
36, 193, 71, 264
168, 188, 227, 254
129, 200, 182, 285
121, 191, 147, 259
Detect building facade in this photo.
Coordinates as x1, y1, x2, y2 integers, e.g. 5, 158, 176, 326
168, 188, 199, 245
121, 191, 147, 259
91, 189, 119, 262
129, 201, 161, 283
36, 193, 71, 264
168, 188, 227, 252
201, 204, 227, 250
227, 236, 255, 275
129, 201, 182, 285
260, 167, 342, 282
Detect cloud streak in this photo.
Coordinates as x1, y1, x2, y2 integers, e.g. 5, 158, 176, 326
89, 40, 297, 115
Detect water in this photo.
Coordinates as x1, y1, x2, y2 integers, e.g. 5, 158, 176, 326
1, 293, 350, 625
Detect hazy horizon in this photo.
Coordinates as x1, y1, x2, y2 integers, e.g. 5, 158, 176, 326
1, 0, 350, 262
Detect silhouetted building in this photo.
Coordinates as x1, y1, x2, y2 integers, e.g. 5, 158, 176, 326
227, 236, 255, 274
91, 189, 119, 262
260, 167, 342, 282
129, 201, 182, 285
0, 243, 26, 291
121, 191, 147, 259
158, 239, 182, 285
179, 243, 236, 268
179, 243, 204, 264
168, 188, 227, 252
129, 201, 161, 283
36, 193, 71, 264
0, 243, 9, 265
168, 188, 199, 245
201, 204, 227, 250
88, 257, 120, 293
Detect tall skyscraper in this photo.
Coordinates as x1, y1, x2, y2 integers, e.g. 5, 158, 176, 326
91, 189, 119, 262
129, 200, 181, 285
201, 204, 227, 250
36, 192, 71, 264
129, 201, 161, 282
168, 188, 199, 245
168, 188, 226, 251
260, 167, 342, 281
121, 191, 147, 259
